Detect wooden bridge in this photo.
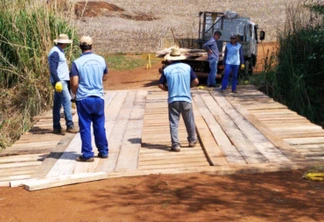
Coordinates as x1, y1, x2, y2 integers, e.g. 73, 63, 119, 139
1, 85, 324, 191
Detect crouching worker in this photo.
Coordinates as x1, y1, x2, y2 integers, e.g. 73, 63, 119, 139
70, 36, 109, 162
158, 48, 199, 152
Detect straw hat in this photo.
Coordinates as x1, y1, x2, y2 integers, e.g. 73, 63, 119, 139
54, 34, 73, 44
164, 48, 186, 61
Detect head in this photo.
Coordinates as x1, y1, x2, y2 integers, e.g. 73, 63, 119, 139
214, 31, 222, 40
230, 34, 238, 44
165, 48, 186, 62
79, 35, 93, 51
54, 34, 72, 49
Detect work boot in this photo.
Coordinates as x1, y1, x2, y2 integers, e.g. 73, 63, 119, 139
171, 145, 181, 152
76, 156, 94, 162
66, 126, 79, 133
189, 140, 197, 147
53, 128, 66, 135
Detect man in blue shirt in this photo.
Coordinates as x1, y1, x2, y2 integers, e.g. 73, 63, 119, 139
48, 34, 78, 135
159, 48, 199, 152
203, 31, 222, 87
70, 36, 109, 162
221, 34, 244, 93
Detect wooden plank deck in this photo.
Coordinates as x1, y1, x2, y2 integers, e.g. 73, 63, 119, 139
1, 85, 324, 190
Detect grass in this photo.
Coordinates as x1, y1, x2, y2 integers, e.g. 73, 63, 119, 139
105, 53, 161, 71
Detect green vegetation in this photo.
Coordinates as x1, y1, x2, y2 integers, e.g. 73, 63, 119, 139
253, 2, 324, 125
0, 0, 79, 148
105, 53, 161, 71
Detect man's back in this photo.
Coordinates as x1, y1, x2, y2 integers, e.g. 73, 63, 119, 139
162, 62, 193, 104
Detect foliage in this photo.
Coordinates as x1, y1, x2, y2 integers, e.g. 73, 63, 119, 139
0, 1, 79, 148
105, 53, 161, 71
254, 1, 324, 124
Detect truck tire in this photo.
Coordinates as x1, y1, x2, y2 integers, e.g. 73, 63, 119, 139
245, 59, 253, 75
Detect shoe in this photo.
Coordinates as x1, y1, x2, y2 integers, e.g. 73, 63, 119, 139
66, 126, 79, 133
171, 145, 181, 152
76, 156, 94, 162
98, 153, 109, 159
232, 90, 237, 93
53, 128, 66, 135
189, 140, 197, 147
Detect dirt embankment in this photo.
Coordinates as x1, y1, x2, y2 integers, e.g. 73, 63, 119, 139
72, 0, 294, 54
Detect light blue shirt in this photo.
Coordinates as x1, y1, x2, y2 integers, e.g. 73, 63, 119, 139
159, 62, 196, 104
224, 43, 244, 65
48, 46, 70, 84
70, 52, 108, 101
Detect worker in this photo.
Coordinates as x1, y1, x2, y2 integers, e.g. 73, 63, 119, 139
70, 36, 109, 162
203, 30, 222, 87
158, 48, 199, 152
221, 34, 244, 93
48, 33, 78, 135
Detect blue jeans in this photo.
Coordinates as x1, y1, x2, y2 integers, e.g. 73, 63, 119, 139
207, 58, 218, 86
76, 97, 108, 158
168, 101, 196, 147
52, 80, 73, 130
221, 64, 239, 91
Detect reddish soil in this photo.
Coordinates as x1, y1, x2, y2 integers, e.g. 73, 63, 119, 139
1, 44, 324, 221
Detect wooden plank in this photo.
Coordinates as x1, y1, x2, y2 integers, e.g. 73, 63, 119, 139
199, 90, 268, 164
44, 134, 82, 178
24, 172, 108, 191
31, 133, 75, 178
225, 91, 305, 162
210, 90, 291, 163
192, 91, 243, 164
0, 153, 47, 163
96, 91, 136, 173
114, 90, 147, 171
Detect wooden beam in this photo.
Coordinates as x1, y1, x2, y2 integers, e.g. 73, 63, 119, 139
24, 172, 108, 191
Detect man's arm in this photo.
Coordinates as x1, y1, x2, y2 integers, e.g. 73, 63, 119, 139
158, 84, 168, 91
103, 66, 108, 81
158, 72, 168, 91
69, 62, 79, 95
190, 69, 199, 87
49, 52, 60, 84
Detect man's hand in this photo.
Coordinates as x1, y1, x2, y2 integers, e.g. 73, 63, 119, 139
55, 82, 63, 93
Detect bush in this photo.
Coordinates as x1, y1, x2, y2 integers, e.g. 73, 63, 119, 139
0, 0, 79, 148
255, 1, 324, 124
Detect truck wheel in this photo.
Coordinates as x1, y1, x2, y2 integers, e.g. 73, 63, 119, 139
245, 59, 253, 75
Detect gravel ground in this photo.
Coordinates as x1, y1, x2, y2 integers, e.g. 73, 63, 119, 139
73, 0, 313, 53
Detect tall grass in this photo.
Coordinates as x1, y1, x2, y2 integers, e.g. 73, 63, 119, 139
254, 1, 324, 124
0, 0, 79, 149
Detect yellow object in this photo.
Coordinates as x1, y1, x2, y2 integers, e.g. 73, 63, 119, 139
244, 80, 249, 85
55, 82, 63, 93
240, 64, 245, 70
145, 54, 152, 69
303, 172, 324, 181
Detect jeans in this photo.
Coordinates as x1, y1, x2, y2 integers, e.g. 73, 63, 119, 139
207, 58, 218, 86
221, 64, 239, 91
168, 101, 196, 147
76, 97, 108, 158
52, 80, 73, 130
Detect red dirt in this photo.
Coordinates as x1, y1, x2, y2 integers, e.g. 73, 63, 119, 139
1, 43, 324, 222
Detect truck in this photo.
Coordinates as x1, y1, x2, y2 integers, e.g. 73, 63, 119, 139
157, 11, 265, 80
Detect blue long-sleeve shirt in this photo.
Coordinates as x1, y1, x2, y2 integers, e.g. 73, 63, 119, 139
202, 37, 220, 61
